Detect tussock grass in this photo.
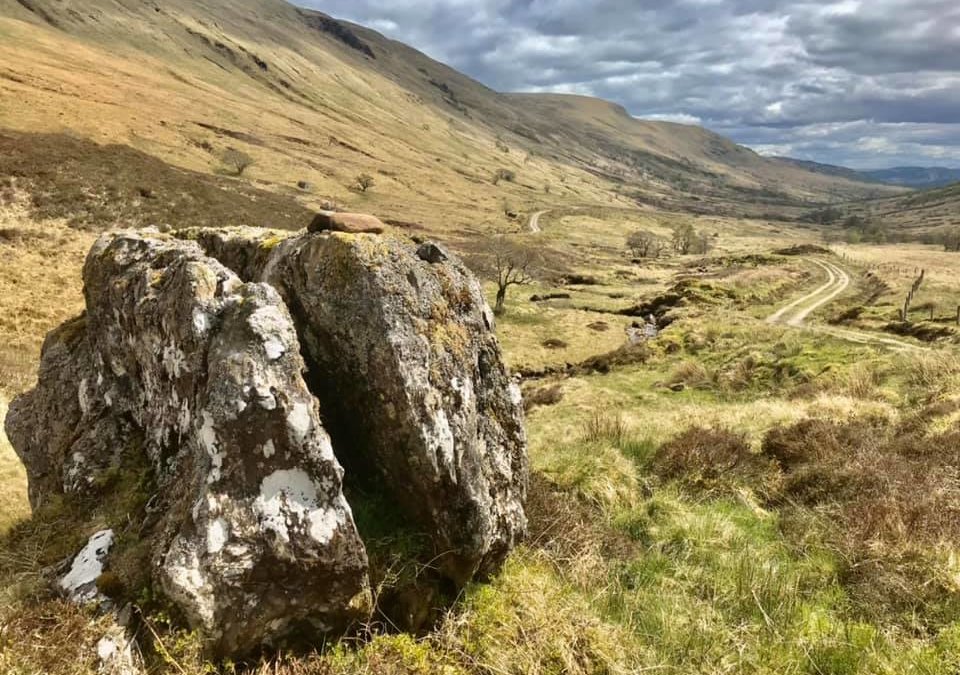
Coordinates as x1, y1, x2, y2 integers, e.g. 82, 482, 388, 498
668, 359, 714, 388
536, 436, 643, 514
653, 426, 781, 499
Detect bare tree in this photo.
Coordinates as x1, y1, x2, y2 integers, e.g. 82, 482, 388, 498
626, 229, 663, 259
941, 228, 960, 252
670, 222, 713, 255
690, 231, 714, 255
222, 148, 254, 176
671, 222, 696, 254
465, 236, 538, 316
355, 173, 375, 192
492, 238, 535, 315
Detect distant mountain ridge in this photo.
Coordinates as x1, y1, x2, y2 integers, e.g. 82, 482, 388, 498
861, 167, 960, 189
776, 157, 960, 189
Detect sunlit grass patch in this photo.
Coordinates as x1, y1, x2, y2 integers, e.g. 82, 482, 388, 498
0, 397, 28, 534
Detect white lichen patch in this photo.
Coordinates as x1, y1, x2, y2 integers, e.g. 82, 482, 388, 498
262, 440, 276, 459
427, 407, 456, 476
508, 381, 523, 408
63, 451, 89, 492
78, 378, 90, 415
178, 399, 192, 434
162, 537, 216, 626
207, 517, 230, 554
247, 305, 289, 361
286, 402, 313, 441
59, 529, 114, 604
199, 412, 224, 483
162, 342, 188, 378
193, 308, 210, 336
254, 469, 341, 544
97, 636, 118, 662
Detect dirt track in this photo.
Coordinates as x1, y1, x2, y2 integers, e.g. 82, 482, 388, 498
767, 258, 923, 352
528, 210, 548, 233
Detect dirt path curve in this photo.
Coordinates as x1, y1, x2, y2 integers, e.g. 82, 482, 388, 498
528, 210, 548, 233
766, 259, 838, 325
767, 258, 924, 352
787, 259, 850, 327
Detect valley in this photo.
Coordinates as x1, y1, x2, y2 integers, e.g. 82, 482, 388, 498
1, 1, 959, 674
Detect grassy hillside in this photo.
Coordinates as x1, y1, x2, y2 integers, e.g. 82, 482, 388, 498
510, 94, 902, 214
0, 0, 899, 233
836, 182, 960, 235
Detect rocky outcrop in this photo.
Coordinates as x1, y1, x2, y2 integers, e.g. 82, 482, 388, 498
260, 233, 527, 583
6, 232, 370, 657
6, 226, 527, 657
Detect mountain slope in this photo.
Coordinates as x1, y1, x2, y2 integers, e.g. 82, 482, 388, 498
844, 182, 960, 233
774, 157, 874, 184
0, 0, 900, 231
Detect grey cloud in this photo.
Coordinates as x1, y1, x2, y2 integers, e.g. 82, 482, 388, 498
302, 0, 960, 168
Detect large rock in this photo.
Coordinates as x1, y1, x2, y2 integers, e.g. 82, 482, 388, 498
6, 226, 528, 655
259, 233, 527, 583
6, 232, 370, 657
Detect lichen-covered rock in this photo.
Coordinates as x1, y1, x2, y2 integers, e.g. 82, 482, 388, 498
7, 225, 529, 655
173, 226, 292, 282
96, 614, 145, 675
5, 314, 93, 508
7, 232, 370, 657
261, 233, 528, 583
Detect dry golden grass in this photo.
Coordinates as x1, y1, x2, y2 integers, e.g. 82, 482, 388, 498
0, 396, 28, 534
0, 190, 92, 397
831, 243, 960, 334
0, 191, 92, 534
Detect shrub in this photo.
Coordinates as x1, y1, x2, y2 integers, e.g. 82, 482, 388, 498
761, 417, 960, 625
222, 147, 254, 176
523, 384, 564, 411
667, 360, 712, 388
654, 427, 780, 497
355, 173, 375, 192
626, 229, 663, 259
578, 343, 652, 375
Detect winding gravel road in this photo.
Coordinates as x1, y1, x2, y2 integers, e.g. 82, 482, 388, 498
527, 210, 548, 233
768, 258, 922, 352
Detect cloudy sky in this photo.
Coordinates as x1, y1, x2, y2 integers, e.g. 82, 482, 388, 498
304, 0, 959, 169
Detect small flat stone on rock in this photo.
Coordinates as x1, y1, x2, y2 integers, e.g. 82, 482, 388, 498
308, 211, 385, 234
